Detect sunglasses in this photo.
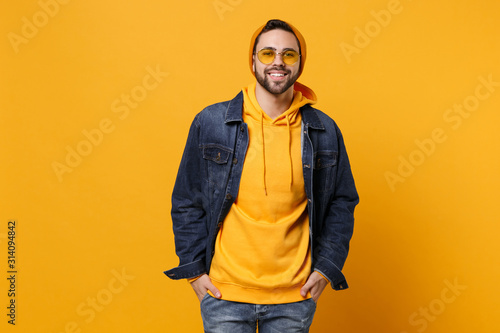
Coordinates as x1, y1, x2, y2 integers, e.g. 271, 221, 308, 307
255, 48, 301, 65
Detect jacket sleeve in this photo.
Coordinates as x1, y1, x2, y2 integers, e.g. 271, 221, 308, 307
313, 123, 359, 290
164, 114, 209, 280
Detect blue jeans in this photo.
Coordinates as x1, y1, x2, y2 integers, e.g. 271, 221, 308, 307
200, 294, 317, 333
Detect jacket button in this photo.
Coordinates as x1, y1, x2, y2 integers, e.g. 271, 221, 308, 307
240, 127, 244, 132
217, 222, 223, 228
304, 164, 310, 168
226, 194, 232, 200
233, 158, 238, 165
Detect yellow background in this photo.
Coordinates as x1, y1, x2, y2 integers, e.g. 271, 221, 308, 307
1, 0, 499, 332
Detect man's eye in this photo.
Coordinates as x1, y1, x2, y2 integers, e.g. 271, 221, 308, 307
284, 52, 295, 57
262, 51, 274, 56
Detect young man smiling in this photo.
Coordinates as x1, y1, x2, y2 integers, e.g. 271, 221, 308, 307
165, 19, 359, 332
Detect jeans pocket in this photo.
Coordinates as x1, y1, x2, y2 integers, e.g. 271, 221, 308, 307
200, 292, 211, 303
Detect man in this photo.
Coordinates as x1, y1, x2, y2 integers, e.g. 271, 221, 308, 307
164, 19, 359, 332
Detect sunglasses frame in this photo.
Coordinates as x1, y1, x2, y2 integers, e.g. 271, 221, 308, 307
255, 47, 301, 65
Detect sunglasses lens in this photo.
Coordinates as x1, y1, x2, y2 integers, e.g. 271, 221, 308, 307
257, 49, 276, 64
282, 51, 299, 65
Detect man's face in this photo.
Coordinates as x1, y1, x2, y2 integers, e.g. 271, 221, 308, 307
253, 29, 301, 95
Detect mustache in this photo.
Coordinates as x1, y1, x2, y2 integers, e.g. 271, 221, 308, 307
264, 67, 290, 74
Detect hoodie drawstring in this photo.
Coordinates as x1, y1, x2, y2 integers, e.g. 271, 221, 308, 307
286, 114, 293, 191
261, 112, 268, 196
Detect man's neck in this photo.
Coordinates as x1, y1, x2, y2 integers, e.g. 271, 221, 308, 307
254, 83, 294, 120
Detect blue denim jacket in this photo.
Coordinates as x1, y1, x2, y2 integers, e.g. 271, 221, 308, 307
164, 91, 359, 290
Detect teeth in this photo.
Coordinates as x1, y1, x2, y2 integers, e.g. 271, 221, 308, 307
270, 73, 285, 77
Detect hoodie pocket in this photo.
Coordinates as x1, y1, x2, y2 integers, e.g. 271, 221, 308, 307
313, 151, 337, 193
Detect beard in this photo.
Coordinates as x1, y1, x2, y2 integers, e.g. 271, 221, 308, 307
255, 66, 300, 95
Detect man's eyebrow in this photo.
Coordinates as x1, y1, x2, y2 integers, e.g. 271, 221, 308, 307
261, 46, 298, 52
260, 46, 277, 51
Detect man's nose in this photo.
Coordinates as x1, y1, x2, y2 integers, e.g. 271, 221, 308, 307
271, 52, 286, 66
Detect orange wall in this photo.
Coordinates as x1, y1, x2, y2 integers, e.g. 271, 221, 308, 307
1, 0, 499, 332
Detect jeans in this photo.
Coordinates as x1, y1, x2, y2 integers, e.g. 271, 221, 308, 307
200, 294, 317, 333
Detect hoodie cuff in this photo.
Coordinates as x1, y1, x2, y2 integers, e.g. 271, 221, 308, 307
187, 275, 203, 284
314, 269, 331, 284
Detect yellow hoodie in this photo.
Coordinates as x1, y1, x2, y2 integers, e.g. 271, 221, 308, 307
208, 82, 317, 304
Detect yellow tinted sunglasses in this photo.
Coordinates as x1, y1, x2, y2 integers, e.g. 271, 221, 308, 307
256, 48, 301, 65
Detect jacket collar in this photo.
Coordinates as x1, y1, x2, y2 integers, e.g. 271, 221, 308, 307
225, 90, 325, 130
300, 104, 325, 130
225, 91, 244, 123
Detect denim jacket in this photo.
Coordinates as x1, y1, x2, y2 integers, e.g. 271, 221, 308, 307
164, 91, 359, 290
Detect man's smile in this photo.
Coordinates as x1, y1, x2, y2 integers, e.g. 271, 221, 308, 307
267, 70, 289, 81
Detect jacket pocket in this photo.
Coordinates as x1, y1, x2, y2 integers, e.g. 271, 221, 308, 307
202, 144, 231, 164
313, 151, 337, 193
202, 144, 232, 185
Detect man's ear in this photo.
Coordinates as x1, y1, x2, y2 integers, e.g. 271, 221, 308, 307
252, 55, 256, 73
